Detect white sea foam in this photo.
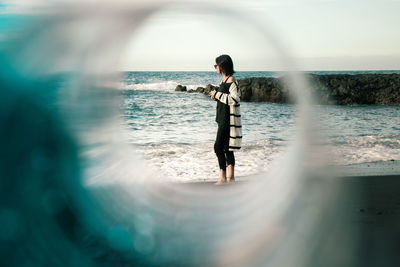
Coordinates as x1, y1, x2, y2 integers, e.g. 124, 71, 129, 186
131, 139, 286, 182
117, 81, 209, 91
127, 135, 400, 183
328, 135, 400, 165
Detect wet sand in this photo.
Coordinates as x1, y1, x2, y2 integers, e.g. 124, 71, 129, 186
85, 162, 400, 266
171, 166, 400, 266
328, 174, 400, 267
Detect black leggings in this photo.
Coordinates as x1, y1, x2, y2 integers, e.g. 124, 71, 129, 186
214, 124, 235, 171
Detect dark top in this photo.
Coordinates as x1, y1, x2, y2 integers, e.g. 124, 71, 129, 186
216, 81, 232, 126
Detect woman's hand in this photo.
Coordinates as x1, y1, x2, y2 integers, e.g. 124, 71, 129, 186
209, 90, 216, 100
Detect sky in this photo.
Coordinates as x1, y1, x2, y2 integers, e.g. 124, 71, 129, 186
0, 0, 399, 71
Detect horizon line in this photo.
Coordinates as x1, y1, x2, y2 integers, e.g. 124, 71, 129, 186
118, 69, 400, 72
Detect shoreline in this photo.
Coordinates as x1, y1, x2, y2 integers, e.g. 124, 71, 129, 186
160, 160, 400, 185
326, 160, 400, 177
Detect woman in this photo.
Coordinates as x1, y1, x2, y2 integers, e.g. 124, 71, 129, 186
209, 54, 242, 185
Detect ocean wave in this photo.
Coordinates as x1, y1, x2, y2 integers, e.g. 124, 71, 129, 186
117, 81, 209, 91
328, 135, 400, 165
132, 139, 287, 182
128, 135, 400, 182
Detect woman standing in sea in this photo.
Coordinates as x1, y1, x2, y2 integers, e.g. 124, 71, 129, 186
209, 54, 242, 185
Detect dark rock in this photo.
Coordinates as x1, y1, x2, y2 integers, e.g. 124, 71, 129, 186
307, 73, 400, 105
176, 73, 400, 105
196, 87, 205, 93
175, 85, 187, 92
237, 77, 288, 103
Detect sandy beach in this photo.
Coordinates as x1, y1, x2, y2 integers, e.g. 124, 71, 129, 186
82, 160, 400, 267
178, 173, 400, 266
320, 173, 400, 267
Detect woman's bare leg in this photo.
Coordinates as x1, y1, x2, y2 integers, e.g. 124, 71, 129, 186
215, 169, 227, 185
227, 165, 235, 183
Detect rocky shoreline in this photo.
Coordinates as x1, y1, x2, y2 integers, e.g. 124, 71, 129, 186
175, 73, 400, 105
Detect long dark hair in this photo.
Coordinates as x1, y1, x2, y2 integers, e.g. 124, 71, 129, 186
215, 54, 235, 76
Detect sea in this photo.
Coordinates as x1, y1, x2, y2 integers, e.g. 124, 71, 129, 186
117, 70, 400, 182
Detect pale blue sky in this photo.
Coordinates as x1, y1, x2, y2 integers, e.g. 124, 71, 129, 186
121, 0, 400, 70
1, 0, 399, 71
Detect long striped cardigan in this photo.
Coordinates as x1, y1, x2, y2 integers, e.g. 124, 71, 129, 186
214, 81, 242, 151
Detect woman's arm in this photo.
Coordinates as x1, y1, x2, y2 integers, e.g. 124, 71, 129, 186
214, 82, 240, 105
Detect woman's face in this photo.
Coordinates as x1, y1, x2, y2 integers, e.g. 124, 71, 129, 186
215, 64, 221, 74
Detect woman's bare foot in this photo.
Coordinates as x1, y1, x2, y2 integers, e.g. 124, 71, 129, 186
214, 169, 227, 185
227, 177, 235, 183
214, 178, 226, 185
